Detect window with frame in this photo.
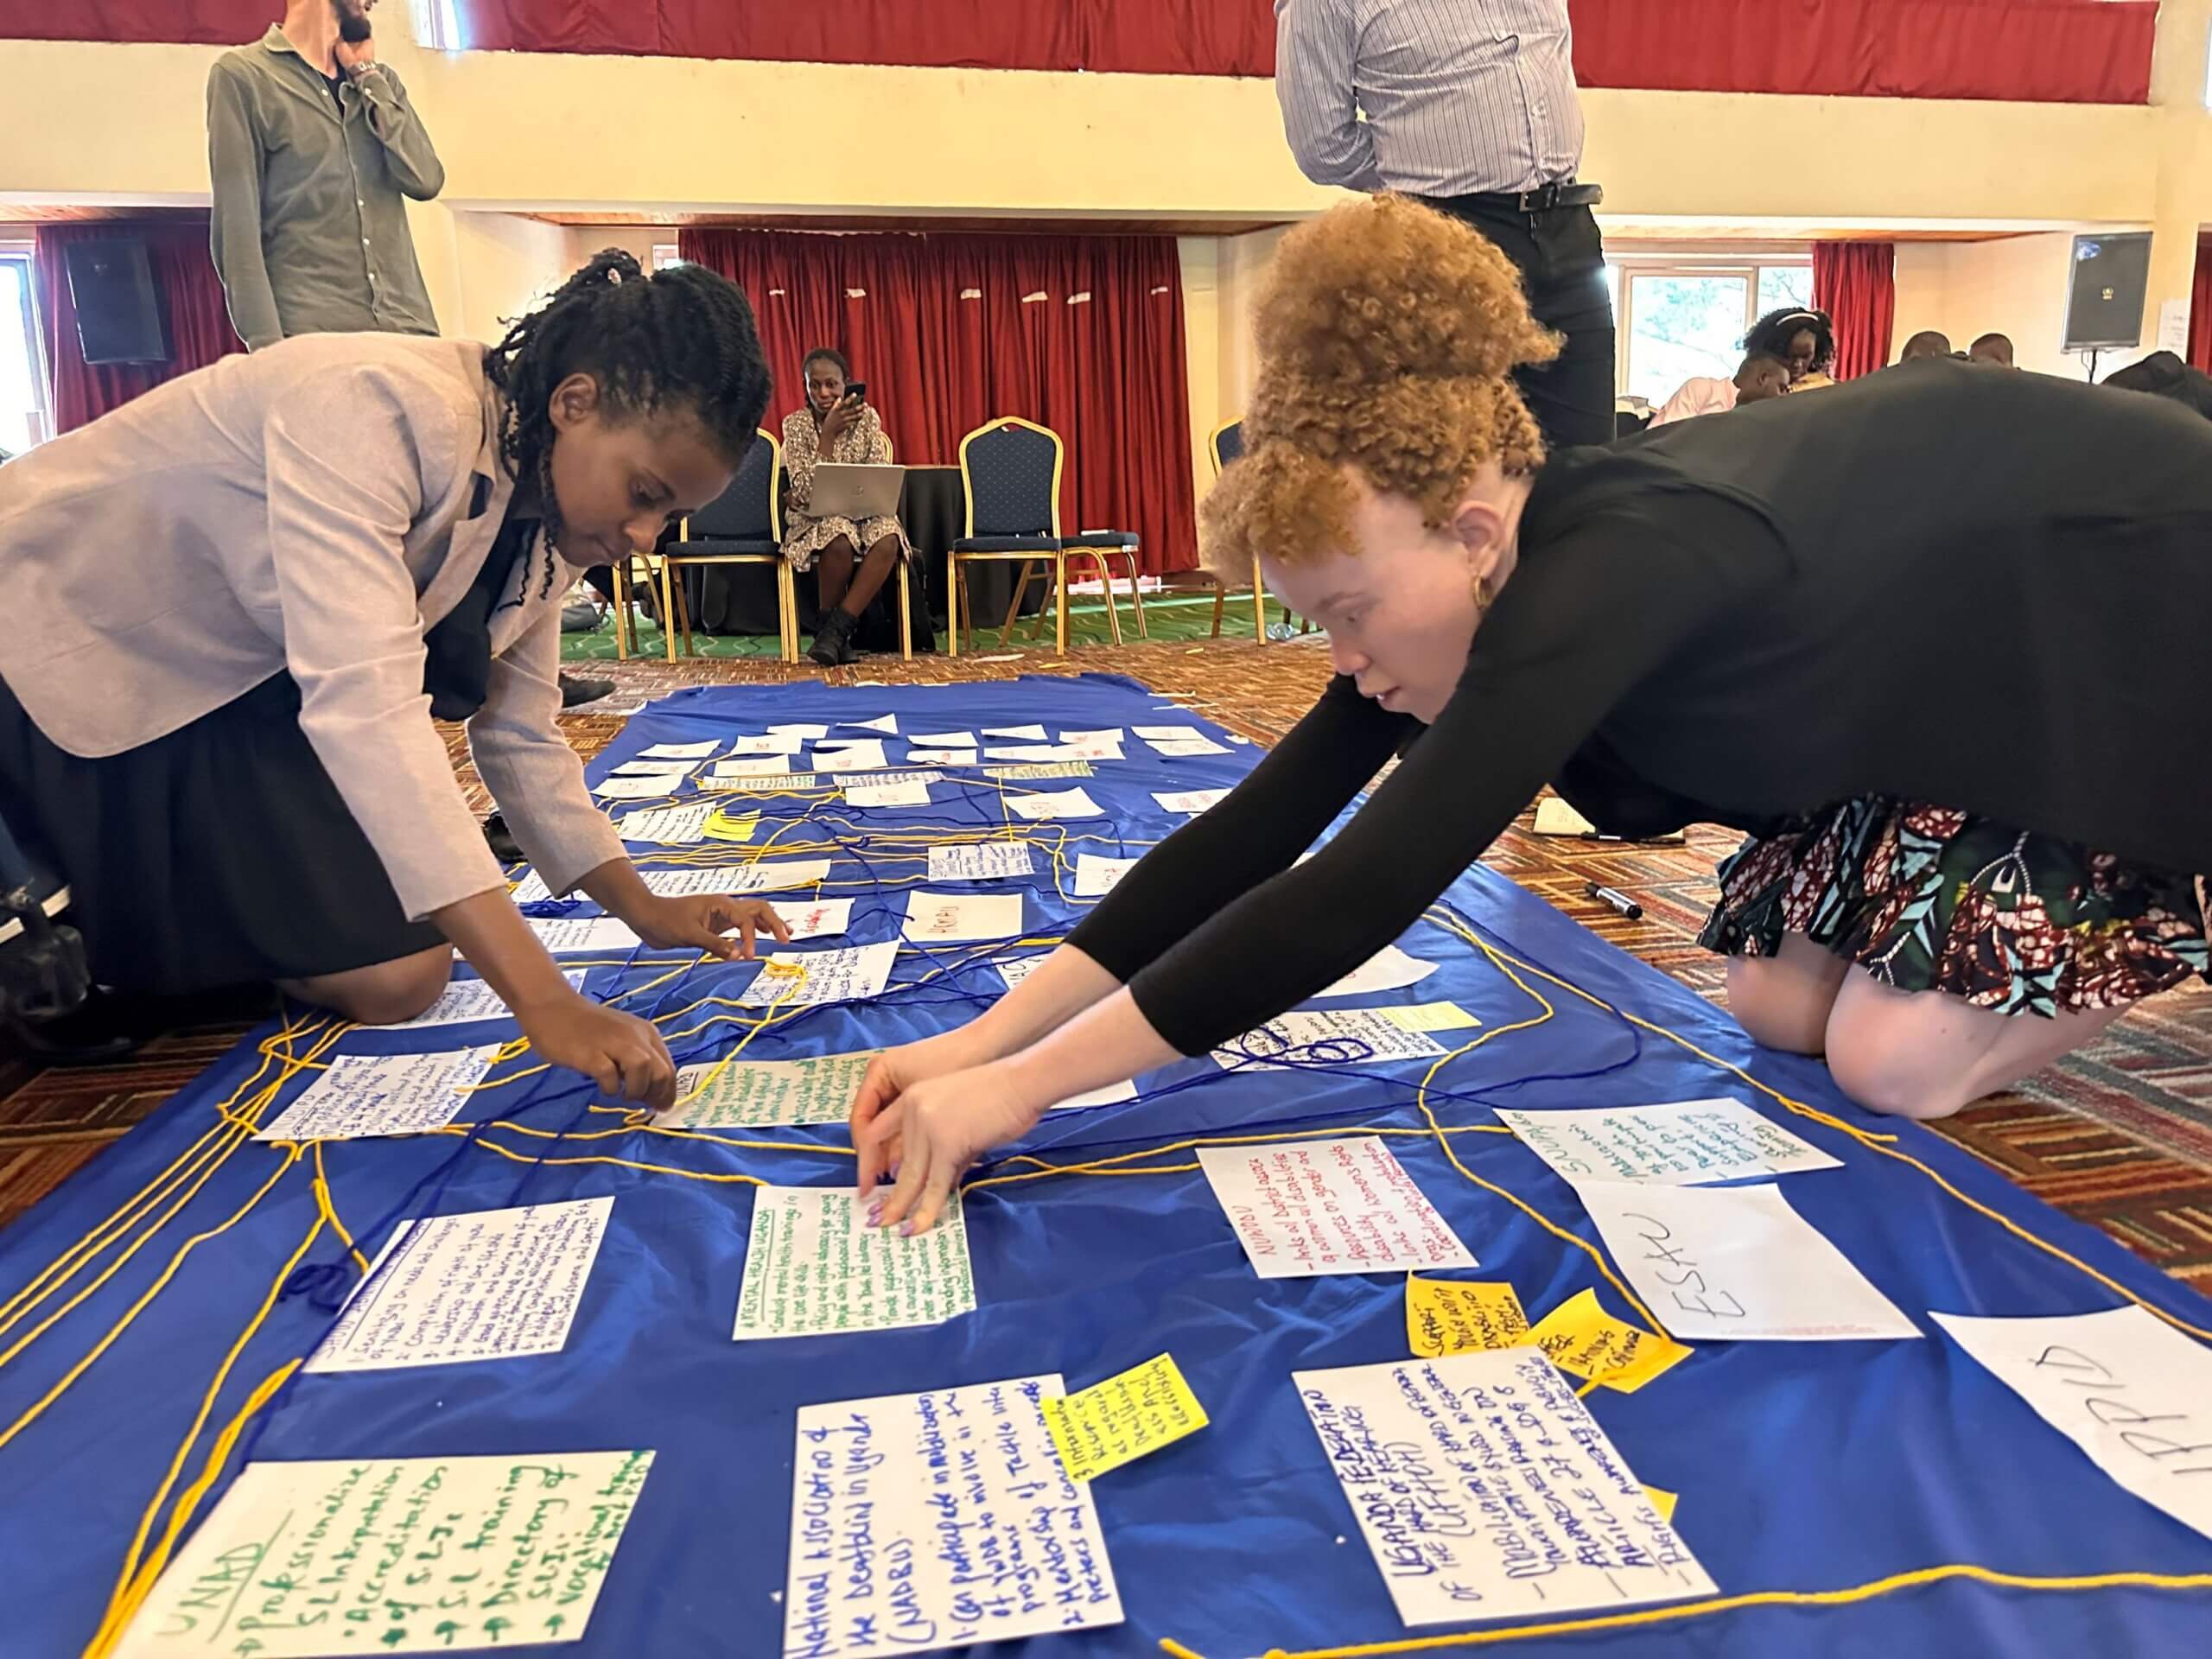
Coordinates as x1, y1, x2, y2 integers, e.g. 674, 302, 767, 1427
1606, 255, 1815, 405
0, 247, 52, 456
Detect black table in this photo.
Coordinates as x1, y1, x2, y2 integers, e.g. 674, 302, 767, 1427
682, 466, 1046, 654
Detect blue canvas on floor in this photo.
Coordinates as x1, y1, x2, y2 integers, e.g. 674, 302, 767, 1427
3, 673, 2209, 1659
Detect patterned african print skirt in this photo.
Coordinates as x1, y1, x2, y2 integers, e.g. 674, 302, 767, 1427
1697, 797, 2210, 1017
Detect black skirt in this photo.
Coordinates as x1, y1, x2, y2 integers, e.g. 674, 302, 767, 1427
0, 673, 443, 995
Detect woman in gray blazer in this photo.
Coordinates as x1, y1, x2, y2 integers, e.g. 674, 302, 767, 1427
0, 252, 785, 1109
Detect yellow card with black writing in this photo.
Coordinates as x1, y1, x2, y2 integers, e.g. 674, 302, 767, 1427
1041, 1353, 1208, 1483
1405, 1275, 1531, 1357
1529, 1287, 1694, 1393
703, 810, 760, 843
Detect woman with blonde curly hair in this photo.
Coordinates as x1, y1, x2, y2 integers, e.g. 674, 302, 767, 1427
847, 195, 2212, 1236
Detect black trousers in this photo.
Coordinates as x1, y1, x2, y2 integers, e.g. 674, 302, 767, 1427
1421, 197, 1616, 450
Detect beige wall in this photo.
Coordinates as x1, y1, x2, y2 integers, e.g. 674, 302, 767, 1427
1, 11, 2207, 446
1891, 234, 2087, 375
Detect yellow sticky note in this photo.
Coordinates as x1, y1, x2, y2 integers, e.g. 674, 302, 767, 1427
1041, 1354, 1209, 1483
1529, 1287, 1693, 1394
1643, 1485, 1679, 1523
1406, 1275, 1531, 1357
1381, 1001, 1481, 1034
702, 810, 760, 844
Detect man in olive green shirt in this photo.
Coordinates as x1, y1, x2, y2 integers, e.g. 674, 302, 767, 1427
206, 2, 443, 352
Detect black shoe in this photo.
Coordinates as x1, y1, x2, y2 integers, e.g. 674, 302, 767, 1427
560, 672, 616, 708
561, 599, 601, 633
482, 813, 525, 863
807, 610, 860, 667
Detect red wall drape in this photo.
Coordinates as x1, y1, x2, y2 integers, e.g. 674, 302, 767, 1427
0, 1, 267, 44
1567, 0, 2155, 105
436, 1, 2154, 105
2191, 237, 2212, 374
33, 219, 245, 434
677, 228, 1198, 576
1812, 241, 1896, 381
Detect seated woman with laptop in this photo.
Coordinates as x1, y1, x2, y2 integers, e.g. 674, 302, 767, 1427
781, 347, 911, 664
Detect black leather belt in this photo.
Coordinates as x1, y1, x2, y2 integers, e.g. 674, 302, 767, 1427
1425, 181, 1605, 213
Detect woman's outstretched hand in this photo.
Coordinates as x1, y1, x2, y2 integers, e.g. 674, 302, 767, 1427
851, 1060, 1045, 1237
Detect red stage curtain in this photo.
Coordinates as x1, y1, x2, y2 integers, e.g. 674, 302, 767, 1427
461, 0, 1081, 67
1812, 241, 1895, 381
1569, 0, 2155, 105
33, 219, 245, 434
0, 1, 267, 44
2191, 237, 2212, 374
677, 227, 1198, 576
442, 1, 2153, 105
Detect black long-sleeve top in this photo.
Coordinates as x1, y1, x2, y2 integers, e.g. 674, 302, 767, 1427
1071, 359, 2212, 1056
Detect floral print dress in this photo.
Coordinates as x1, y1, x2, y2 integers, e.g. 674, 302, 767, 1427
779, 404, 913, 572
1698, 796, 2209, 1017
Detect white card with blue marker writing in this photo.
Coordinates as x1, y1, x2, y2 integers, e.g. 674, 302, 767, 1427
813, 738, 888, 772
1497, 1098, 1843, 1188
1931, 1306, 2212, 1543
772, 897, 855, 940
1212, 1007, 1446, 1072
768, 722, 830, 739
508, 868, 562, 904
909, 729, 978, 747
1311, 944, 1438, 999
640, 739, 721, 759
391, 971, 586, 1028
982, 723, 1048, 740
1147, 735, 1230, 757
609, 758, 698, 778
640, 860, 830, 897
738, 939, 899, 1007
305, 1196, 613, 1373
927, 841, 1036, 882
615, 799, 719, 845
995, 955, 1044, 991
1577, 1180, 1919, 1341
903, 889, 1025, 943
527, 916, 644, 954
904, 747, 978, 767
783, 1374, 1122, 1657
257, 1046, 500, 1142
730, 732, 808, 755
844, 777, 932, 808
1007, 786, 1104, 820
1154, 787, 1230, 815
1295, 1351, 1713, 1627
842, 713, 899, 734
737, 1186, 974, 1338
1073, 853, 1141, 896
110, 1451, 654, 1659
1197, 1136, 1474, 1277
704, 771, 819, 793
592, 772, 676, 800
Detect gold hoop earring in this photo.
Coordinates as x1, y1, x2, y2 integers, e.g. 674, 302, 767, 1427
1471, 574, 1496, 614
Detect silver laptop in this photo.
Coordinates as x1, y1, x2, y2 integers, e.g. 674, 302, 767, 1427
809, 462, 906, 521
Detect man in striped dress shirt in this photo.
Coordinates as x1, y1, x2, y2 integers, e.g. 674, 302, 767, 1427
1274, 0, 1616, 448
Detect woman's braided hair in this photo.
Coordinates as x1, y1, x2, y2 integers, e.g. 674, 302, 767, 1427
1202, 195, 1557, 575
483, 249, 771, 595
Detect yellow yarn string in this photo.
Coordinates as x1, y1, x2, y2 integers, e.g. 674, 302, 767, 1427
1159, 1562, 2212, 1659
89, 1201, 324, 1652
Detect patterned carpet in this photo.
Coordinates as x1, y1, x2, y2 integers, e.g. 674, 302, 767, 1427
5, 634, 2209, 1289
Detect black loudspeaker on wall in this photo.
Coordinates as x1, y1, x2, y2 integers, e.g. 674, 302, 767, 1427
2063, 232, 2152, 354
64, 238, 170, 365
